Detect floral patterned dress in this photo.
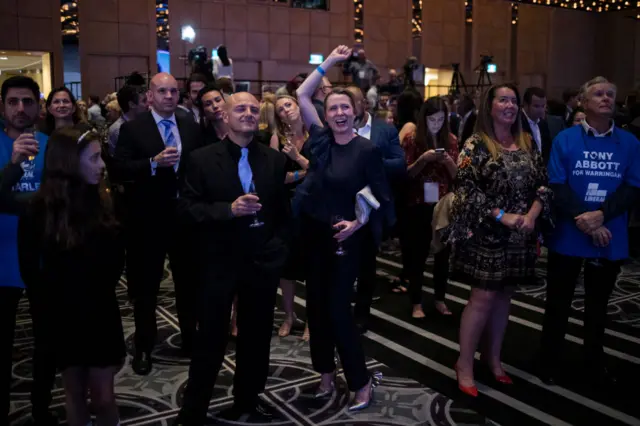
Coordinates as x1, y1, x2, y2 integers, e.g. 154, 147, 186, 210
445, 134, 552, 291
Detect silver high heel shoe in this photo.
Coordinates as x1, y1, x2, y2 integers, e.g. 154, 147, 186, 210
314, 373, 336, 398
347, 371, 382, 412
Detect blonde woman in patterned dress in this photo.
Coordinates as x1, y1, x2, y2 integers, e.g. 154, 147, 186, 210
446, 83, 552, 397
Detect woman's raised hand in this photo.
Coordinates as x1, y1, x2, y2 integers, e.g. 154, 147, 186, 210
328, 45, 352, 64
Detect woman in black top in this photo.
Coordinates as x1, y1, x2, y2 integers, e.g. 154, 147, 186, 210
296, 46, 391, 411
17, 128, 125, 426
269, 95, 312, 339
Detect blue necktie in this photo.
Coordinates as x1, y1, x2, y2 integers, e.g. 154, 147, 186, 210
238, 147, 253, 194
160, 119, 178, 171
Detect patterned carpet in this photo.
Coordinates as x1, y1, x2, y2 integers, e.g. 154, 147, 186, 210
8, 241, 640, 425
8, 266, 499, 426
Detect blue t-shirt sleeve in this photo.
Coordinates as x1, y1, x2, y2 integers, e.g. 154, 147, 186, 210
624, 135, 640, 188
547, 132, 566, 184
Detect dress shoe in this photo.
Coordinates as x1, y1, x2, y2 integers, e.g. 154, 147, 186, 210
348, 373, 382, 412
314, 372, 337, 398
454, 363, 478, 397
132, 351, 152, 375
217, 400, 275, 423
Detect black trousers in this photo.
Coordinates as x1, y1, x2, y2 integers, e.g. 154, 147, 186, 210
541, 251, 620, 368
397, 203, 450, 305
1, 287, 56, 426
126, 208, 197, 354
179, 259, 279, 425
303, 217, 369, 391
354, 226, 377, 322
0, 287, 22, 425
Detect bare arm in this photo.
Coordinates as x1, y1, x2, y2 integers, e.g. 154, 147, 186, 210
269, 133, 280, 151
296, 45, 352, 131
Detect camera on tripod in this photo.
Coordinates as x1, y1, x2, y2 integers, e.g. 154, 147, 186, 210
187, 45, 213, 79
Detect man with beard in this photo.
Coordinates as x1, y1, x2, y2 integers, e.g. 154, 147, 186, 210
0, 76, 57, 425
345, 85, 405, 333
176, 92, 290, 425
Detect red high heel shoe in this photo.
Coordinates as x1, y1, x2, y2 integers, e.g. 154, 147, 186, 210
493, 371, 513, 385
454, 363, 478, 397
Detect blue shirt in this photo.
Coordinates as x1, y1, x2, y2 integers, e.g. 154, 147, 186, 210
0, 129, 48, 288
547, 124, 640, 260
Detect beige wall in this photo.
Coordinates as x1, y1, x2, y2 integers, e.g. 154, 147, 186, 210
595, 11, 637, 97
546, 9, 598, 100
169, 0, 353, 92
362, 0, 412, 79
0, 0, 63, 91
472, 0, 512, 82
78, 0, 157, 98
516, 4, 551, 88
421, 0, 465, 71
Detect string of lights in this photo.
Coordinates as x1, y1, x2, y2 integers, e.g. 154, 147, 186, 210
508, 0, 639, 13
465, 0, 473, 23
512, 2, 519, 24
156, 0, 169, 50
60, 1, 78, 40
412, 0, 423, 37
354, 0, 363, 43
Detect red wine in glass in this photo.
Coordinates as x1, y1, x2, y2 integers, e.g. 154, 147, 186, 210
248, 180, 264, 228
331, 215, 347, 256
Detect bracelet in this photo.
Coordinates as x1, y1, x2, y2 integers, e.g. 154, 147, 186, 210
495, 209, 505, 222
294, 170, 299, 181
316, 66, 326, 76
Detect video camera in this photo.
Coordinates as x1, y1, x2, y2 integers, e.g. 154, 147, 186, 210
188, 45, 213, 79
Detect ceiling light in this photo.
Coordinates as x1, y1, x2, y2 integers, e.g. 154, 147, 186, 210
0, 57, 8, 60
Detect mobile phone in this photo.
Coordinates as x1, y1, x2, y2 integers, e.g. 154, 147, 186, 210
435, 148, 445, 155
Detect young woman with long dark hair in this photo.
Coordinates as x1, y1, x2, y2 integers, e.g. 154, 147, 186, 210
213, 45, 234, 82
397, 97, 458, 318
296, 45, 391, 411
17, 127, 125, 425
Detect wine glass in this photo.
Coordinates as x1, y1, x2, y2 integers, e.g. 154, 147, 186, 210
331, 215, 347, 256
248, 180, 264, 228
23, 127, 37, 162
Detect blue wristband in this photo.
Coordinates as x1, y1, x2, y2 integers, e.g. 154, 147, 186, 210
294, 170, 299, 181
495, 209, 505, 222
316, 66, 326, 76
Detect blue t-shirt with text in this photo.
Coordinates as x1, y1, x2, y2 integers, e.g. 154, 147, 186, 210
0, 129, 48, 288
547, 125, 640, 260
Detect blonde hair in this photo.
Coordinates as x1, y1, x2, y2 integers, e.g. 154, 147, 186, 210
106, 100, 121, 115
475, 83, 531, 159
273, 95, 307, 145
259, 100, 276, 133
579, 76, 617, 103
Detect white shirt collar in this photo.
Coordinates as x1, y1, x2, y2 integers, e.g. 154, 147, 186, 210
151, 108, 177, 126
523, 111, 539, 125
581, 119, 615, 138
356, 112, 372, 131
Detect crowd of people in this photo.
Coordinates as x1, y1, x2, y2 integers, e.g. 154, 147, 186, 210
0, 43, 639, 426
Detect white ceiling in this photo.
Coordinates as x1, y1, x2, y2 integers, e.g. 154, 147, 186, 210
0, 52, 45, 73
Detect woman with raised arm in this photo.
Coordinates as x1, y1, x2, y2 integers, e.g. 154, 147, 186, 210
295, 46, 391, 411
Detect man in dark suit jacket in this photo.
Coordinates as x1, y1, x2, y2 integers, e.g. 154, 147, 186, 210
115, 73, 203, 374
521, 87, 552, 165
346, 86, 405, 331
176, 93, 290, 425
457, 94, 477, 149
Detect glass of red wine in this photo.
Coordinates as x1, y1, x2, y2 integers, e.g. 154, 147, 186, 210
248, 180, 264, 228
332, 215, 347, 256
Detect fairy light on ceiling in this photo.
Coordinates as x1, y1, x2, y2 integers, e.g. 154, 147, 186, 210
465, 0, 473, 23
512, 2, 519, 24
508, 0, 638, 12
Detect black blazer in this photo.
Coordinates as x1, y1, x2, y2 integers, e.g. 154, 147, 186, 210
179, 138, 290, 273
521, 115, 552, 165
114, 111, 203, 215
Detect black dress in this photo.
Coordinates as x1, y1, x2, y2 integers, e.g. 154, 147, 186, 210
18, 201, 126, 370
278, 136, 311, 281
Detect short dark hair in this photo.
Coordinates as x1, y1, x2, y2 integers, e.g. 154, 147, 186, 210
187, 73, 209, 92
324, 88, 357, 113
117, 85, 146, 113
89, 95, 100, 104
523, 87, 546, 105
562, 88, 579, 103
1, 76, 40, 104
